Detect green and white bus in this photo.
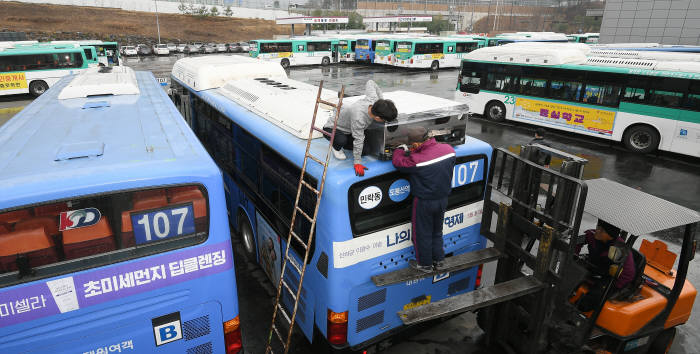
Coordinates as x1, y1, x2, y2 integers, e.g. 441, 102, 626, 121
52, 40, 121, 66
455, 44, 700, 157
393, 38, 480, 70
337, 38, 356, 62
567, 33, 600, 44
0, 46, 89, 96
249, 38, 339, 68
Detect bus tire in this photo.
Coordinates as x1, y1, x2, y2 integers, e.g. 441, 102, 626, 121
430, 60, 439, 71
322, 56, 330, 66
649, 327, 676, 354
238, 211, 256, 258
623, 125, 659, 154
281, 58, 290, 69
485, 101, 506, 122
29, 80, 49, 97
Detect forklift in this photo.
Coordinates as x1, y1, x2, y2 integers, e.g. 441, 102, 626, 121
374, 144, 699, 353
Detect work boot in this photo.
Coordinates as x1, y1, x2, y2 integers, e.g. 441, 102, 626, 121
434, 260, 446, 271
332, 148, 346, 160
409, 260, 433, 273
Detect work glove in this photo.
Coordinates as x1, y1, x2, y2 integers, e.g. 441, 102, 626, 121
397, 144, 409, 151
354, 164, 368, 177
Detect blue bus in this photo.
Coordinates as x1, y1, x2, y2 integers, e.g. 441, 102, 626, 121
0, 67, 242, 353
171, 55, 493, 351
355, 38, 378, 63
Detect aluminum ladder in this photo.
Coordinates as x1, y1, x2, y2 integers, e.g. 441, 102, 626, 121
265, 81, 345, 354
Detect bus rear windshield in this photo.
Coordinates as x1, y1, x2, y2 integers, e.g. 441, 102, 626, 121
0, 185, 209, 287
357, 39, 369, 47
348, 155, 487, 236
0, 52, 84, 73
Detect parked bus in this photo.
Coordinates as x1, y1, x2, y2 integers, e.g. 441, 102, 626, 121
355, 38, 378, 63
394, 38, 480, 70
249, 38, 339, 68
171, 55, 492, 352
338, 38, 356, 62
0, 45, 89, 96
0, 66, 242, 354
456, 43, 700, 157
52, 40, 121, 66
567, 33, 599, 44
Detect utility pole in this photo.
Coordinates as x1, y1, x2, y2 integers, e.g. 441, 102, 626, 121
154, 0, 161, 44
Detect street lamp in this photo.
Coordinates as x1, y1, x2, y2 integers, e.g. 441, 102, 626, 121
154, 0, 161, 44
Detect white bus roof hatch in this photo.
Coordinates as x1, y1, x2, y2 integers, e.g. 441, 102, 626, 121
58, 66, 139, 100
172, 55, 286, 91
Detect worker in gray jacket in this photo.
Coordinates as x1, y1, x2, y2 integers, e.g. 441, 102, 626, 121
323, 80, 398, 176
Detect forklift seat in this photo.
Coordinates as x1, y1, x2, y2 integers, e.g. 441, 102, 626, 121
610, 248, 646, 301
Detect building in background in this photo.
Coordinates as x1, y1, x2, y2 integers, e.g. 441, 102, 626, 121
599, 0, 700, 45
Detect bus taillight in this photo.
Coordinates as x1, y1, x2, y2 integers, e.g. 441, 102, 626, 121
224, 316, 242, 354
475, 264, 484, 288
410, 59, 414, 64
327, 309, 348, 345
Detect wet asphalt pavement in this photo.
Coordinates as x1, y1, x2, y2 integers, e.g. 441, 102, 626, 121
2, 54, 699, 353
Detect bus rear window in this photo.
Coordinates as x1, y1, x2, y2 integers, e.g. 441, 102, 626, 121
397, 42, 412, 53
0, 185, 208, 287
348, 155, 487, 236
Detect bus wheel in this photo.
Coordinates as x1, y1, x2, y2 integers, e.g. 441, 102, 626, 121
430, 60, 439, 71
649, 327, 676, 354
29, 80, 49, 97
238, 212, 256, 258
623, 125, 659, 154
485, 101, 506, 122
322, 56, 330, 66
281, 58, 290, 69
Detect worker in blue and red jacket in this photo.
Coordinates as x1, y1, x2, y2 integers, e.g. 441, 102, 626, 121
392, 127, 456, 273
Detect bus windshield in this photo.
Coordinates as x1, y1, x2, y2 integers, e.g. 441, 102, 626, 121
397, 42, 412, 53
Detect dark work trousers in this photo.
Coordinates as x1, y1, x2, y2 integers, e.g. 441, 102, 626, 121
323, 127, 371, 155
323, 127, 354, 151
411, 197, 448, 267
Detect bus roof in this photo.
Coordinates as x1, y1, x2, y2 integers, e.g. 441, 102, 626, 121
464, 43, 700, 78
0, 68, 217, 209
172, 58, 491, 184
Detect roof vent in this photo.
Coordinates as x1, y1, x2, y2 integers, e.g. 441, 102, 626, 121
58, 66, 139, 100
55, 141, 105, 161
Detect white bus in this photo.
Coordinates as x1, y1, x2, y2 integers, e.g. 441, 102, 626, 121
393, 38, 481, 70
455, 43, 700, 157
249, 37, 339, 68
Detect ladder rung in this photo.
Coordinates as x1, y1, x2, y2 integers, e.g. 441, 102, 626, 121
318, 99, 337, 107
281, 279, 297, 301
277, 303, 291, 324
307, 154, 325, 166
289, 231, 308, 250
271, 324, 284, 345
313, 126, 332, 137
286, 256, 302, 273
301, 179, 320, 194
295, 206, 314, 223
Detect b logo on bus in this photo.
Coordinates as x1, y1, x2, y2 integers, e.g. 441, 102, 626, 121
59, 208, 102, 231
152, 312, 183, 346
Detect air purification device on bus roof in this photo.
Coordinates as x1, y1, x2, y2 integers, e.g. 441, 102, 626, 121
343, 91, 469, 160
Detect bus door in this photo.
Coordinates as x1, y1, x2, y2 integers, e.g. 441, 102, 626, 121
332, 43, 339, 63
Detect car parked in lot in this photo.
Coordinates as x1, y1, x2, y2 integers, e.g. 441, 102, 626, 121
184, 44, 198, 54
176, 44, 187, 53
166, 43, 177, 52
227, 43, 241, 53
239, 42, 250, 52
216, 43, 227, 53
202, 43, 216, 54
152, 43, 170, 56
122, 46, 138, 56
137, 44, 152, 56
